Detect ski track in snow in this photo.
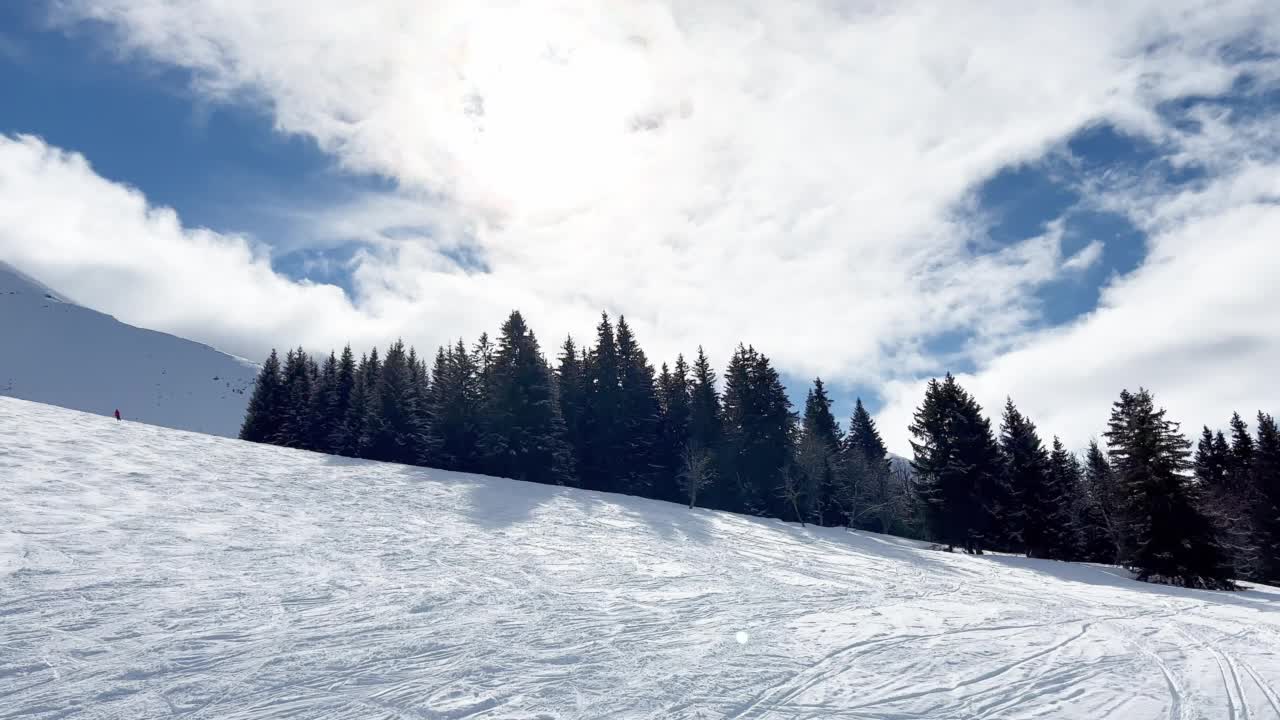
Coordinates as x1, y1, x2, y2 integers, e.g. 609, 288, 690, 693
1, 396, 1279, 719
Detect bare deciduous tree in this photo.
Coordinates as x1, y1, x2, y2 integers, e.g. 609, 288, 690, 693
678, 443, 715, 510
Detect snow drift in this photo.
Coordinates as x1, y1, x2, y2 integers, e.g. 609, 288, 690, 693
1, 396, 1278, 719
0, 262, 257, 436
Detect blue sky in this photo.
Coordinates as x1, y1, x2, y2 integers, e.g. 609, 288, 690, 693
0, 5, 372, 293
0, 7, 1134, 399
2, 1, 1278, 451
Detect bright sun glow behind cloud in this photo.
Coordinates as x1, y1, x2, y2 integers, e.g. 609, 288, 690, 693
2, 0, 1280, 453
445, 5, 662, 215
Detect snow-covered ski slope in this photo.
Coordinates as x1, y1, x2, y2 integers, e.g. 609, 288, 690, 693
0, 262, 257, 437
2, 397, 1279, 720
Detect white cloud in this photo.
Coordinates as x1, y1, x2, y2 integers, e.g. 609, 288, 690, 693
1062, 240, 1104, 272
0, 134, 377, 359
2, 1, 1278, 445
877, 159, 1280, 454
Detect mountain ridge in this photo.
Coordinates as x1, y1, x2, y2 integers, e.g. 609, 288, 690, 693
0, 261, 258, 436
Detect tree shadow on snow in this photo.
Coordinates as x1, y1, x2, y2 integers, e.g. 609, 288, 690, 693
320, 454, 376, 468
458, 475, 720, 545
980, 553, 1280, 612
458, 474, 581, 530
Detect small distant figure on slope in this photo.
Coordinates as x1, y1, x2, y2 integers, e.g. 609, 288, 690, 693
114, 409, 121, 422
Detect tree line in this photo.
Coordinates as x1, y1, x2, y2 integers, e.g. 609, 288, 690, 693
239, 310, 910, 531
909, 375, 1279, 589
240, 310, 1278, 590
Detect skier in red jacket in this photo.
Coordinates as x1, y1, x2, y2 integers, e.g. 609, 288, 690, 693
114, 409, 121, 421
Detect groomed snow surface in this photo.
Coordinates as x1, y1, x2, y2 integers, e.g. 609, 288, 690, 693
2, 397, 1279, 719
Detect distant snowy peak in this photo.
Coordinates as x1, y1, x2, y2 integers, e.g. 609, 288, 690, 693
0, 262, 259, 437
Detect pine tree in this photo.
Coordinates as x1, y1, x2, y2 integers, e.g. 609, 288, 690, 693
656, 356, 692, 503
1251, 412, 1280, 583
997, 399, 1047, 555
796, 378, 841, 525
472, 333, 494, 385
997, 402, 1076, 558
1105, 389, 1234, 589
720, 345, 795, 516
687, 347, 723, 507
329, 346, 358, 455
479, 311, 574, 485
277, 347, 314, 449
909, 374, 1002, 553
1079, 440, 1120, 564
1195, 427, 1230, 488
428, 341, 483, 472
1197, 423, 1255, 579
407, 345, 438, 464
556, 337, 588, 484
240, 348, 284, 443
615, 317, 662, 497
1045, 437, 1083, 559
309, 351, 339, 452
839, 398, 895, 532
361, 340, 427, 464
349, 347, 380, 457
580, 313, 624, 492
1228, 412, 1255, 491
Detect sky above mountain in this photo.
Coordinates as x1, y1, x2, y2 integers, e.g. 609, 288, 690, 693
2, 1, 1278, 453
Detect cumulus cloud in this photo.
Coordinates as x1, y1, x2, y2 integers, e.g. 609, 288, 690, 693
0, 134, 374, 359
3, 1, 1279, 446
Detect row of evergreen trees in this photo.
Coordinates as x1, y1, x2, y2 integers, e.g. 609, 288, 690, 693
240, 311, 909, 530
240, 310, 1278, 589
909, 375, 1279, 588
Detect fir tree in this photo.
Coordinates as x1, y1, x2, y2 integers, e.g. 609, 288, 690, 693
428, 341, 483, 472
556, 337, 588, 484
910, 374, 1002, 553
1078, 440, 1120, 563
1251, 412, 1280, 583
1197, 423, 1255, 579
328, 346, 358, 455
1044, 437, 1083, 559
796, 378, 841, 526
687, 347, 723, 506
1195, 427, 1230, 488
472, 333, 495, 385
277, 347, 314, 449
720, 345, 794, 516
580, 313, 624, 492
656, 356, 692, 503
1105, 389, 1234, 589
997, 399, 1047, 555
479, 311, 574, 485
1228, 412, 1255, 492
846, 398, 889, 467
309, 351, 339, 452
615, 317, 662, 497
407, 345, 438, 464
240, 348, 284, 443
361, 340, 427, 464
840, 398, 894, 532
349, 347, 379, 457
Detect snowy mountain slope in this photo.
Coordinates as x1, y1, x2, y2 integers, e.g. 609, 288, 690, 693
0, 262, 257, 436
2, 397, 1279, 720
